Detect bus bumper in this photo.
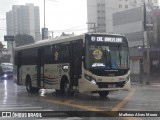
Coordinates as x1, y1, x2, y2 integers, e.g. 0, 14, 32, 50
78, 78, 130, 93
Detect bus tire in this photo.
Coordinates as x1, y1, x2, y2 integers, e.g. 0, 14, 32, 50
98, 91, 109, 98
61, 79, 74, 96
33, 88, 40, 93
26, 77, 34, 93
55, 90, 61, 95
69, 90, 75, 96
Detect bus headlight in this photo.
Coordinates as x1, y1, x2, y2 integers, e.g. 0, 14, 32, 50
119, 75, 130, 83
91, 79, 96, 85
3, 74, 7, 78
85, 74, 97, 85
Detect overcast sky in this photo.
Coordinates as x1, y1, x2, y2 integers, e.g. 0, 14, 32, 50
0, 0, 87, 47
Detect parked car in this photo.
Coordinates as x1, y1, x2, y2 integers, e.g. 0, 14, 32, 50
0, 63, 13, 79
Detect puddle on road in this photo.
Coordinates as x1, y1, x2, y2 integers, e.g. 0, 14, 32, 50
39, 89, 55, 97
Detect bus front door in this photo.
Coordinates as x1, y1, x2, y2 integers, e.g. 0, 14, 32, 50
37, 49, 44, 88
70, 40, 82, 87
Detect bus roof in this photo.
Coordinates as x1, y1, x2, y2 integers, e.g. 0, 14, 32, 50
14, 33, 126, 51
14, 34, 84, 51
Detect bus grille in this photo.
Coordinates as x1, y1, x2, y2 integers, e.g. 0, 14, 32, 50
89, 69, 128, 76
96, 81, 125, 88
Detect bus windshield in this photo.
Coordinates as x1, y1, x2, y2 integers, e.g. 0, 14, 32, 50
86, 35, 129, 70
86, 44, 129, 70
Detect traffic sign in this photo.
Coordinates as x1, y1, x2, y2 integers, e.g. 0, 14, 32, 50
4, 35, 14, 41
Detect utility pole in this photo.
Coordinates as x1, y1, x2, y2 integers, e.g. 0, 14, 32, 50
44, 0, 46, 28
42, 0, 48, 40
146, 27, 150, 85
86, 22, 97, 33
51, 31, 53, 38
48, 31, 54, 38
144, 2, 153, 85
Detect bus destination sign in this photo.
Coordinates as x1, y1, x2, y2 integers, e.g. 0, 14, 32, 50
91, 36, 123, 43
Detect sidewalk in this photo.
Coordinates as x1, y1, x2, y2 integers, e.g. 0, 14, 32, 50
130, 73, 160, 85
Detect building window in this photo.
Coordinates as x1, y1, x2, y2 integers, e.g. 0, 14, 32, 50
97, 3, 100, 7
101, 17, 105, 20
101, 4, 105, 6
125, 5, 128, 8
101, 10, 105, 13
119, 4, 122, 8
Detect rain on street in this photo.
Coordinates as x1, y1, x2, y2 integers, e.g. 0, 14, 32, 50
0, 78, 160, 120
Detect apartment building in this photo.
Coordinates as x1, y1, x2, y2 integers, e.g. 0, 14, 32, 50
87, 0, 159, 33
6, 3, 41, 62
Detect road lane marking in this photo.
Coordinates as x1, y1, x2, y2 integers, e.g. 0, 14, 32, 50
17, 109, 53, 111
0, 104, 32, 106
42, 99, 106, 111
111, 88, 136, 111
0, 106, 43, 110
40, 117, 82, 120
17, 89, 139, 118
122, 117, 142, 120
111, 88, 142, 120
39, 98, 120, 117
63, 99, 77, 104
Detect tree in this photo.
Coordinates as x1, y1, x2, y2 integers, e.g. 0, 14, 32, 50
0, 42, 5, 63
0, 42, 5, 50
15, 34, 35, 47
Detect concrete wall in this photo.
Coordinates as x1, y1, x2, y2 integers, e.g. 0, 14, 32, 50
130, 60, 140, 74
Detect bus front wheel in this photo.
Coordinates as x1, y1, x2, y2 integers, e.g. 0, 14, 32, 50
98, 91, 109, 98
61, 80, 74, 96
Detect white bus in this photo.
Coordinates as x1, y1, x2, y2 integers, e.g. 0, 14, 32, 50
13, 33, 130, 97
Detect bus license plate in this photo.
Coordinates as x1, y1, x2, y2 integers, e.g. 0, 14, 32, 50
108, 84, 116, 88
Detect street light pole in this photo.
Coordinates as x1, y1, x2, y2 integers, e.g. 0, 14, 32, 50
143, 1, 153, 85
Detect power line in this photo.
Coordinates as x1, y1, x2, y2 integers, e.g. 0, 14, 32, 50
62, 25, 86, 31
47, 0, 61, 2
0, 26, 87, 34
53, 26, 87, 32
49, 28, 87, 33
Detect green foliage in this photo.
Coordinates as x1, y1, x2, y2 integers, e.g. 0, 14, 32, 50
0, 42, 5, 49
0, 42, 5, 63
15, 34, 35, 47
0, 42, 5, 52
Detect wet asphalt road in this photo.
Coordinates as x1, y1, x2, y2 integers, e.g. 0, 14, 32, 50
0, 79, 160, 120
